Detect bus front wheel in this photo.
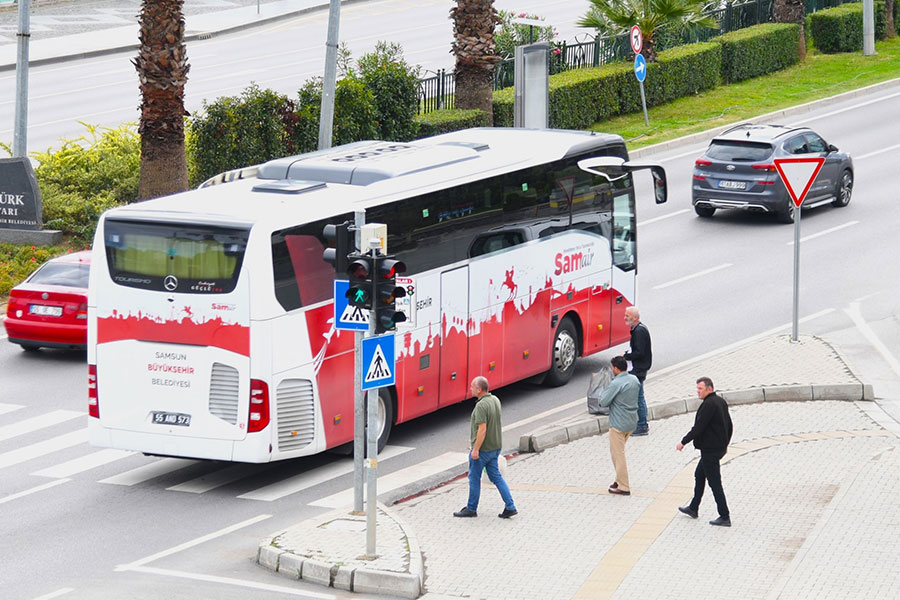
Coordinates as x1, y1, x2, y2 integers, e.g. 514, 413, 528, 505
372, 387, 394, 453
544, 317, 578, 387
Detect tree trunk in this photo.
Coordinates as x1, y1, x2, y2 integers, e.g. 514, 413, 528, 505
773, 0, 807, 61
135, 0, 190, 201
454, 65, 495, 120
887, 0, 896, 39
450, 0, 501, 125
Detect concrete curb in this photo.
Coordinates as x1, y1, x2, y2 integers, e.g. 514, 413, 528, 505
518, 382, 874, 453
257, 501, 423, 599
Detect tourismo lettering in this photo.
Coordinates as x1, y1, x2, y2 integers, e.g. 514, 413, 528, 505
554, 250, 594, 275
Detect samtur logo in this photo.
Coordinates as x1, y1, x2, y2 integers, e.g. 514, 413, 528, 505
554, 250, 594, 275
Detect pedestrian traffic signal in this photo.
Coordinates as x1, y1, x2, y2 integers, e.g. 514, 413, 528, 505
346, 254, 374, 310
373, 254, 407, 334
322, 221, 354, 274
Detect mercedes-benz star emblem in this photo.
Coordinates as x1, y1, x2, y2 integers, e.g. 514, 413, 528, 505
164, 275, 178, 291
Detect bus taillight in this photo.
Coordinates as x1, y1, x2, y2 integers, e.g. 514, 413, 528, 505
248, 379, 270, 432
88, 364, 99, 418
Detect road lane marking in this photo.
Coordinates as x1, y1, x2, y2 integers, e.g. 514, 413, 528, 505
29, 588, 75, 600
124, 566, 334, 598
788, 221, 858, 245
638, 208, 689, 227
0, 409, 82, 443
0, 478, 70, 506
0, 429, 87, 470
855, 142, 900, 161
658, 146, 709, 163
238, 444, 414, 502
791, 88, 900, 127
116, 514, 272, 570
502, 398, 585, 433
166, 462, 268, 494
99, 457, 199, 486
652, 263, 732, 290
31, 448, 134, 479
846, 301, 900, 380
0, 403, 24, 416
310, 451, 468, 508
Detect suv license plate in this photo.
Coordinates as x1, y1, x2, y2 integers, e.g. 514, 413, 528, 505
718, 180, 746, 190
29, 304, 63, 317
152, 411, 191, 427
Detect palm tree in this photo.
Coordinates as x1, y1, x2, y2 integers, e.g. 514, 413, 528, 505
577, 0, 718, 62
450, 0, 501, 124
134, 0, 190, 200
772, 0, 807, 60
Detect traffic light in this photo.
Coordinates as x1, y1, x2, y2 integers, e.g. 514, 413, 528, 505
322, 221, 354, 274
373, 254, 407, 334
346, 253, 374, 310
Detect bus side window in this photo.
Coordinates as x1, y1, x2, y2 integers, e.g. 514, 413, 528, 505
284, 235, 333, 307
468, 231, 525, 258
612, 191, 636, 271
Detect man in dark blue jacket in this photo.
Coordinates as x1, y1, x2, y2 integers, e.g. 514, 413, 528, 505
676, 377, 734, 527
623, 306, 651, 436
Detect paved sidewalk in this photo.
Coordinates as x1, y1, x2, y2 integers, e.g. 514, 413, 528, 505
257, 334, 900, 598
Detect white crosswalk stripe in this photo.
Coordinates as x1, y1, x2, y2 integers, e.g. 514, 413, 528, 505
99, 457, 199, 486
0, 409, 82, 443
0, 429, 87, 470
0, 403, 24, 416
167, 463, 270, 494
238, 444, 414, 502
31, 448, 134, 478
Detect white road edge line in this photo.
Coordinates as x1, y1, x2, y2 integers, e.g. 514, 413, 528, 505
855, 142, 900, 161
790, 88, 900, 127
116, 514, 272, 571
788, 221, 858, 245
845, 301, 900, 380
29, 588, 75, 600
502, 398, 585, 433
639, 208, 690, 227
653, 263, 732, 290
0, 479, 70, 506
125, 566, 335, 599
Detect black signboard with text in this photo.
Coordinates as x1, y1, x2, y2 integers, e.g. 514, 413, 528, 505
0, 157, 43, 231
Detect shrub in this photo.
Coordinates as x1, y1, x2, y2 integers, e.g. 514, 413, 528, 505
808, 2, 888, 53
291, 77, 380, 153
0, 243, 66, 297
414, 109, 490, 137
357, 42, 421, 141
495, 10, 557, 59
714, 23, 800, 83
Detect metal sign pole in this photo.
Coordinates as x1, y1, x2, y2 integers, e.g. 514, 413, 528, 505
638, 81, 649, 126
353, 211, 365, 513
13, 0, 31, 158
791, 206, 800, 341
365, 241, 379, 557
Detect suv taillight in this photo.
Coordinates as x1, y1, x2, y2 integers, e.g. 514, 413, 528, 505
88, 364, 99, 418
695, 158, 712, 167
248, 379, 270, 433
752, 163, 777, 172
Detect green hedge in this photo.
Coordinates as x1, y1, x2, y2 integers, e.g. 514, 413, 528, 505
494, 41, 720, 130
808, 2, 890, 53
413, 108, 490, 138
714, 23, 800, 83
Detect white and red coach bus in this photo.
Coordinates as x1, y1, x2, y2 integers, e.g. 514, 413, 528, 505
87, 128, 666, 462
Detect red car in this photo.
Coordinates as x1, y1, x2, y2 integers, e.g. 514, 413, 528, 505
3, 251, 91, 351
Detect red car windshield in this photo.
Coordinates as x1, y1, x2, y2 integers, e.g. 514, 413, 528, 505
28, 262, 90, 288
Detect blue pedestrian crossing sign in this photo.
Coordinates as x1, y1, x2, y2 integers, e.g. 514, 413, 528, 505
361, 334, 395, 391
334, 279, 369, 331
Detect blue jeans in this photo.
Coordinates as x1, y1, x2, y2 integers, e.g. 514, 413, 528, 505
636, 380, 648, 429
466, 448, 516, 513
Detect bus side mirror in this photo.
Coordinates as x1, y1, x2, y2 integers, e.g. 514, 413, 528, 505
650, 166, 667, 204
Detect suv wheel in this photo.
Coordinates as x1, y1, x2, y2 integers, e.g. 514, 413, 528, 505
832, 170, 852, 207
694, 204, 716, 218
777, 206, 795, 224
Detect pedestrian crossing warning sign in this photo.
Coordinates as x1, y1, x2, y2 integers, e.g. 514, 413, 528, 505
340, 303, 369, 326
334, 279, 369, 331
361, 334, 395, 391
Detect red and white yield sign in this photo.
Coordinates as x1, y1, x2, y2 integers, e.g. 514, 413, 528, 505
774, 157, 826, 208
630, 25, 643, 55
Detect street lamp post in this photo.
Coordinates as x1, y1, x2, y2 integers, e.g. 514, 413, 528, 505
14, 0, 31, 158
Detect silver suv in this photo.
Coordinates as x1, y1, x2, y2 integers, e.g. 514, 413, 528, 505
691, 124, 853, 223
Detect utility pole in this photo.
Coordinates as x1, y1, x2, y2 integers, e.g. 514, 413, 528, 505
318, 0, 341, 150
13, 0, 31, 158
863, 0, 876, 55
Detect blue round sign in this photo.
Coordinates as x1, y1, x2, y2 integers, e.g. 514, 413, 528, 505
634, 53, 647, 83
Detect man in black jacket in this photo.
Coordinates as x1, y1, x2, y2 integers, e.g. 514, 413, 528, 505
623, 307, 651, 436
676, 377, 734, 527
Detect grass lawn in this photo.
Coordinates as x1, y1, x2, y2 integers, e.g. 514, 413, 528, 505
593, 37, 900, 149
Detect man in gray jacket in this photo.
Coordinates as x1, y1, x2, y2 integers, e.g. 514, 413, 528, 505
599, 355, 640, 496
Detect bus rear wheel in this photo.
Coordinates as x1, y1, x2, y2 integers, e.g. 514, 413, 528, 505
544, 317, 578, 387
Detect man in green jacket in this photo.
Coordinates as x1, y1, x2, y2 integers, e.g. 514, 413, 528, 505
600, 356, 640, 496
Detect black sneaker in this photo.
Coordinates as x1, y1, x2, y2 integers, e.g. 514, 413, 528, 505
631, 427, 649, 437
498, 508, 518, 519
453, 507, 477, 518
709, 516, 731, 527
678, 505, 699, 519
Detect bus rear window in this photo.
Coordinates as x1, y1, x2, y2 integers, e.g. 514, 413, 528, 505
104, 220, 249, 294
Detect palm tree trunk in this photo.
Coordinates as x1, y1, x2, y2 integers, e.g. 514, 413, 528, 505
773, 0, 807, 61
886, 0, 896, 39
135, 0, 190, 201
451, 0, 501, 124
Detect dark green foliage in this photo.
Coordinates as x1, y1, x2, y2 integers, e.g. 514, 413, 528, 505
290, 77, 380, 153
357, 42, 421, 141
808, 2, 889, 53
494, 41, 720, 129
187, 85, 294, 187
413, 109, 491, 137
714, 23, 800, 83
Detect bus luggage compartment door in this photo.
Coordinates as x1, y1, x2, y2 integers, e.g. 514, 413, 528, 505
439, 267, 469, 406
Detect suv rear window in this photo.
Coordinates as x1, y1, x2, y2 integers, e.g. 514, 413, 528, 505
104, 219, 249, 294
29, 262, 90, 288
706, 140, 773, 162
